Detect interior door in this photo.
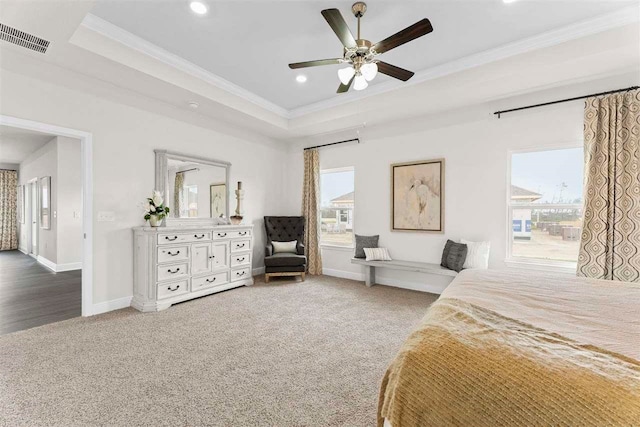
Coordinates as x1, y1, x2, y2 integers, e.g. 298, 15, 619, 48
191, 242, 212, 276
30, 181, 38, 256
212, 241, 229, 270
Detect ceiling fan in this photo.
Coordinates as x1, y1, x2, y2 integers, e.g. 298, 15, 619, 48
289, 2, 433, 93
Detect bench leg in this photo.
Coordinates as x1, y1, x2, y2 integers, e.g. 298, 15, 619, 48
364, 266, 375, 287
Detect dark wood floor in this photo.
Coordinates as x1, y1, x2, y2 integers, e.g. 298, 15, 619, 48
0, 250, 81, 335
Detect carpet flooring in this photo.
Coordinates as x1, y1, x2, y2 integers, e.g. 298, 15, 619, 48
0, 275, 438, 426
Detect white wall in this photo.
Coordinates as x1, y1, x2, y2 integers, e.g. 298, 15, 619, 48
56, 136, 83, 266
0, 162, 19, 170
19, 137, 58, 262
17, 136, 82, 267
284, 73, 639, 293
1, 68, 288, 306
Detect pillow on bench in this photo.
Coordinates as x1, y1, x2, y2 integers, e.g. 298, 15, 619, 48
355, 235, 379, 258
440, 239, 468, 272
363, 247, 392, 261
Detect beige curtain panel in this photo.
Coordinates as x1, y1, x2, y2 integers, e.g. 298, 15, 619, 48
302, 149, 322, 275
0, 170, 19, 251
578, 89, 640, 282
174, 171, 184, 218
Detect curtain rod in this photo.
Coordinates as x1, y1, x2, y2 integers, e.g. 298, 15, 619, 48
304, 138, 359, 151
494, 86, 640, 118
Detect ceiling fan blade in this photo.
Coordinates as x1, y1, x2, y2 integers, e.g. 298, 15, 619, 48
289, 58, 342, 69
337, 76, 354, 93
321, 8, 357, 48
377, 61, 415, 81
372, 18, 433, 54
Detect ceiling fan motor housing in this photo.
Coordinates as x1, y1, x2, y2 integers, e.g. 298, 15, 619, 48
351, 2, 367, 18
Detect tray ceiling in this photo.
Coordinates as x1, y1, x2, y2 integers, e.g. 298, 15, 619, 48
90, 0, 636, 110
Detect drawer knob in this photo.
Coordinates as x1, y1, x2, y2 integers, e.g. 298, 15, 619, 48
237, 257, 245, 262
194, 234, 205, 239
165, 236, 178, 241
168, 284, 180, 291
209, 255, 215, 259
167, 250, 180, 256
237, 243, 245, 248
167, 268, 180, 274
218, 233, 227, 237
239, 231, 247, 236
206, 278, 216, 283
237, 271, 245, 276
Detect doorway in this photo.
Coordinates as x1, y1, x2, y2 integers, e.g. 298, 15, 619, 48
0, 115, 93, 321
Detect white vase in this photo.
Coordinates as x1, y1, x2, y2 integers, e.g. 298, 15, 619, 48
149, 215, 161, 227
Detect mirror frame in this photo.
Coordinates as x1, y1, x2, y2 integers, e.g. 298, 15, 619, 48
155, 149, 231, 226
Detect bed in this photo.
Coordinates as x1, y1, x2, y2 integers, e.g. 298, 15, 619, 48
378, 269, 640, 427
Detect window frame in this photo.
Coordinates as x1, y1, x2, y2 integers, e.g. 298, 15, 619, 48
319, 166, 355, 249
505, 143, 583, 272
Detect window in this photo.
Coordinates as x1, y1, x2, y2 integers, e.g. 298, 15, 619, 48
508, 147, 583, 266
320, 167, 354, 247
180, 184, 198, 218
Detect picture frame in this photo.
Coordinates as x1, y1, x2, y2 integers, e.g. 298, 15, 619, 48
40, 176, 51, 230
210, 183, 226, 219
391, 159, 444, 233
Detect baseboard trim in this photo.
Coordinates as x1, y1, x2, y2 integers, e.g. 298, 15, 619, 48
57, 262, 83, 272
322, 268, 448, 295
91, 296, 133, 315
36, 255, 57, 272
18, 247, 27, 255
36, 256, 82, 272
252, 266, 265, 276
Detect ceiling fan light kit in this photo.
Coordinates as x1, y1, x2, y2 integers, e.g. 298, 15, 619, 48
289, 2, 433, 94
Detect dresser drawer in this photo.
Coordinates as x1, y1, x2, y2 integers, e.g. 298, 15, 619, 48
231, 229, 251, 239
157, 280, 189, 300
157, 262, 189, 282
212, 230, 232, 240
231, 239, 251, 253
192, 271, 230, 291
231, 266, 251, 282
231, 252, 251, 267
157, 232, 211, 245
157, 245, 189, 264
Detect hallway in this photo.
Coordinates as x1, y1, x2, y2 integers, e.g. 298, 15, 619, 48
0, 250, 81, 335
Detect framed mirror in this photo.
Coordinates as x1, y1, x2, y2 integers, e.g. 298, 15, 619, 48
155, 150, 230, 225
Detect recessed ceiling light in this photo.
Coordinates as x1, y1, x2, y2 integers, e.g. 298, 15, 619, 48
188, 101, 199, 109
296, 75, 307, 83
189, 1, 208, 15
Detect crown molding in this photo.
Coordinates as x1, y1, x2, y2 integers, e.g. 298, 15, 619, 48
81, 6, 637, 122
287, 5, 640, 118
80, 14, 290, 118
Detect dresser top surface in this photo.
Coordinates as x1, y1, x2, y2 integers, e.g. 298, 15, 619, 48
133, 224, 254, 232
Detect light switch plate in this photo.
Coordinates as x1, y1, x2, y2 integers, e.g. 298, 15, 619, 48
97, 211, 116, 222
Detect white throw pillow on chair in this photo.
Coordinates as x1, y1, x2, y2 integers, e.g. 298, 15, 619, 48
461, 239, 490, 269
272, 241, 297, 254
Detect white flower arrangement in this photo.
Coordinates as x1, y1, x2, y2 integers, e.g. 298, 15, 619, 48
144, 190, 170, 222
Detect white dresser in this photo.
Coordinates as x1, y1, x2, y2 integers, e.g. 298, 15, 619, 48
132, 224, 254, 312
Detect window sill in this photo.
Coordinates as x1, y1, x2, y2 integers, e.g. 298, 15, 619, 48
320, 244, 355, 252
505, 258, 577, 275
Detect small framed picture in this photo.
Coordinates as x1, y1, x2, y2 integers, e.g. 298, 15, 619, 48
210, 183, 226, 218
40, 176, 51, 230
391, 159, 444, 233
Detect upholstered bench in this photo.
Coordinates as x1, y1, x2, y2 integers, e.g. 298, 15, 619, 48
351, 258, 458, 287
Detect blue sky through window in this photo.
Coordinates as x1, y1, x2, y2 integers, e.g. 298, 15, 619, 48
321, 170, 354, 207
511, 147, 583, 203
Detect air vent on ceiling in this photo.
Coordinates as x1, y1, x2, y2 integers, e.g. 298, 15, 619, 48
0, 22, 50, 53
